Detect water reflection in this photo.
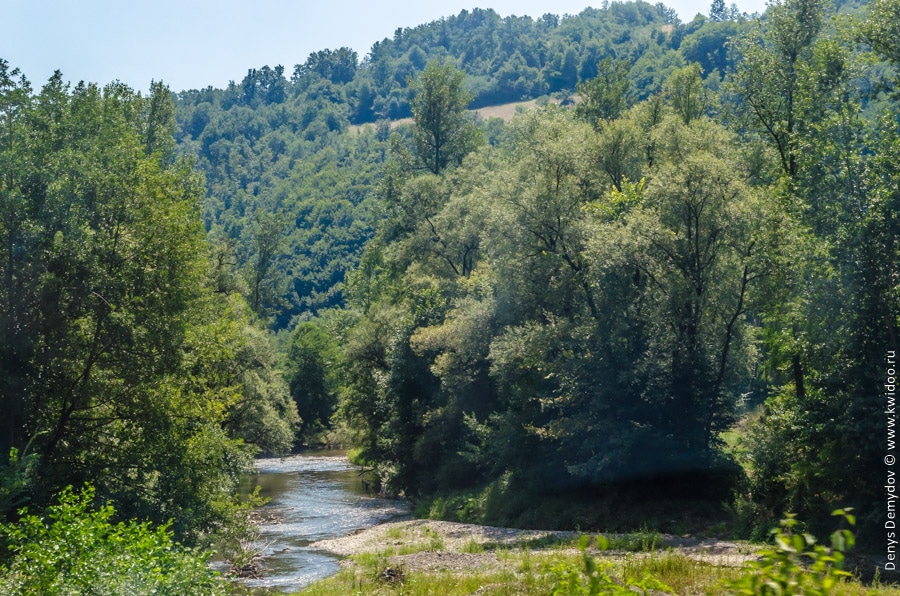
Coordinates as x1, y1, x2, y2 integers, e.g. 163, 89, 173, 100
236, 451, 409, 593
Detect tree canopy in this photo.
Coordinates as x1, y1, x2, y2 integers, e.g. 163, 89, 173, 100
0, 63, 297, 540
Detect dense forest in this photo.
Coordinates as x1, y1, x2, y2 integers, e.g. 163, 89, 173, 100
2, 0, 900, 591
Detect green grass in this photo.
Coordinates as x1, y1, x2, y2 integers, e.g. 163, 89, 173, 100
424, 526, 445, 552
295, 548, 900, 596
293, 539, 900, 596
461, 538, 485, 553
623, 552, 744, 594
291, 509, 900, 595
604, 528, 664, 552
295, 548, 574, 596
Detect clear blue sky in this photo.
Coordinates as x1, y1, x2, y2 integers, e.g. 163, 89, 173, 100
3, 0, 767, 93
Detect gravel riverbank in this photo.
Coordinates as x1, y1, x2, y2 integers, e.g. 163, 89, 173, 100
310, 519, 759, 573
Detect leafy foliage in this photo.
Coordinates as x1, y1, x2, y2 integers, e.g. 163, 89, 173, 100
171, 4, 746, 328
0, 485, 224, 595
320, 0, 900, 545
3, 0, 898, 569
723, 509, 856, 595
287, 321, 340, 444
0, 62, 296, 540
410, 61, 481, 174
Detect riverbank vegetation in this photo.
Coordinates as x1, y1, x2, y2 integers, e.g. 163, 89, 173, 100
3, 0, 900, 591
0, 486, 225, 594
0, 64, 296, 590
327, 0, 900, 555
298, 513, 892, 595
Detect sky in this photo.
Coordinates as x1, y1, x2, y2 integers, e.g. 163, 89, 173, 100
3, 0, 768, 94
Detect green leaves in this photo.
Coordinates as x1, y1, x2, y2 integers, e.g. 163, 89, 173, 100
723, 510, 855, 595
0, 70, 289, 541
409, 60, 482, 175
863, 0, 900, 67
0, 485, 225, 595
575, 57, 631, 129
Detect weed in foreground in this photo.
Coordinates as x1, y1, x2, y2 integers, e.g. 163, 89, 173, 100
722, 508, 857, 595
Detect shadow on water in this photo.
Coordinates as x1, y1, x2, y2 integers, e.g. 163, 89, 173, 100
232, 450, 409, 594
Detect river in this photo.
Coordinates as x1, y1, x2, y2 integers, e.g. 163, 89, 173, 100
236, 450, 410, 593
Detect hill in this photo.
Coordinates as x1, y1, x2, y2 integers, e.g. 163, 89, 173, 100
172, 2, 748, 327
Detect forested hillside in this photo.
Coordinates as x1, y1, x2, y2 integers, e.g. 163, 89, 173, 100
165, 0, 900, 542
2, 0, 900, 590
172, 1, 754, 326
195, 0, 894, 545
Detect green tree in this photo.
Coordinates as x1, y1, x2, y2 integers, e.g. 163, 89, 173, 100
221, 310, 299, 456
611, 117, 772, 460
729, 0, 827, 179
409, 60, 481, 174
575, 57, 631, 129
664, 64, 706, 124
242, 208, 287, 317
862, 0, 900, 78
287, 322, 340, 444
143, 80, 176, 159
0, 485, 224, 595
710, 0, 728, 20
594, 116, 644, 192
727, 0, 833, 415
726, 0, 900, 542
680, 21, 740, 76
0, 69, 276, 538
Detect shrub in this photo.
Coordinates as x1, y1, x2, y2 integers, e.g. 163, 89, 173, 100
0, 485, 225, 595
722, 509, 856, 595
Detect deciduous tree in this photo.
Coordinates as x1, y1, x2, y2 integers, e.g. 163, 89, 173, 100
409, 60, 481, 174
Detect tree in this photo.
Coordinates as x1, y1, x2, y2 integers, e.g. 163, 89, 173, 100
221, 311, 299, 456
594, 113, 644, 193
737, 0, 900, 542
490, 107, 600, 319
664, 64, 706, 124
710, 0, 728, 20
287, 322, 339, 444
242, 208, 287, 317
575, 57, 631, 129
143, 80, 176, 159
726, 0, 831, 412
409, 60, 481, 175
680, 21, 740, 76
532, 114, 776, 484
0, 70, 276, 538
293, 48, 359, 85
863, 0, 900, 76
729, 0, 827, 179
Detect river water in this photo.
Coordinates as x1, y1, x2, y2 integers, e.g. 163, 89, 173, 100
236, 451, 409, 593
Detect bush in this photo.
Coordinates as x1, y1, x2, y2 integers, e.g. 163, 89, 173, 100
723, 509, 856, 595
551, 511, 858, 596
0, 485, 225, 595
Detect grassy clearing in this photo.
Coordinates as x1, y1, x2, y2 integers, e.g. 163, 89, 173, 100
345, 97, 557, 134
